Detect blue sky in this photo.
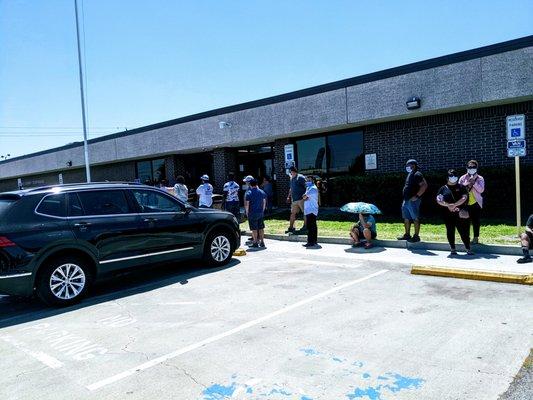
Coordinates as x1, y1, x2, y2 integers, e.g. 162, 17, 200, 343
1, 0, 532, 158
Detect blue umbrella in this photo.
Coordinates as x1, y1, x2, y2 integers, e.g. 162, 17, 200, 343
340, 202, 382, 215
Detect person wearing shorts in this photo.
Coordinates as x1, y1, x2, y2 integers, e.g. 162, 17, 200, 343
286, 166, 307, 234
244, 178, 267, 248
398, 159, 427, 243
350, 213, 377, 249
517, 214, 533, 264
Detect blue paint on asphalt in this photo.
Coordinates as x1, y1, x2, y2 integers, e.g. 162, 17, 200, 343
352, 361, 364, 368
332, 357, 344, 363
202, 382, 237, 399
266, 388, 292, 396
348, 386, 382, 400
362, 373, 371, 379
300, 396, 313, 400
300, 348, 319, 356
346, 372, 424, 399
384, 373, 424, 393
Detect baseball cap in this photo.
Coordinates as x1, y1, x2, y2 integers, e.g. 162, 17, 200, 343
406, 159, 418, 166
242, 175, 254, 183
200, 174, 210, 181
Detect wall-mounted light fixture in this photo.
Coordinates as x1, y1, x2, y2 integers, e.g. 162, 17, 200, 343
406, 96, 421, 110
66, 160, 73, 167
219, 121, 231, 129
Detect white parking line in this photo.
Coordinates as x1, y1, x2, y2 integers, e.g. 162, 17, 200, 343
0, 335, 64, 369
86, 269, 388, 391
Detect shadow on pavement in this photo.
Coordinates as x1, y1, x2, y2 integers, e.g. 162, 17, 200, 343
0, 258, 240, 329
344, 246, 386, 254
409, 249, 439, 256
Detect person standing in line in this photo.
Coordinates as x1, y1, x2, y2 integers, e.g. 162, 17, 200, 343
517, 213, 533, 264
302, 176, 319, 248
285, 166, 307, 234
173, 175, 189, 203
223, 173, 240, 220
459, 160, 485, 244
262, 176, 274, 215
196, 174, 213, 208
397, 159, 427, 243
244, 178, 267, 248
436, 169, 474, 256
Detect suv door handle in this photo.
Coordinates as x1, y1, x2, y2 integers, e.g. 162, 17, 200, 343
74, 222, 92, 227
74, 222, 91, 231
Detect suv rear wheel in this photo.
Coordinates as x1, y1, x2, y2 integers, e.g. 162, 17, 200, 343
204, 230, 233, 266
36, 256, 92, 306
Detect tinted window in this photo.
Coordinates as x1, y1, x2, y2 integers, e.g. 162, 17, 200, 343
0, 198, 17, 218
67, 193, 84, 217
327, 131, 364, 174
77, 190, 130, 216
36, 194, 67, 217
131, 189, 183, 213
296, 137, 326, 175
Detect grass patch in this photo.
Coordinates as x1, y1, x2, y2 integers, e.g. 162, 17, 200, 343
240, 212, 522, 245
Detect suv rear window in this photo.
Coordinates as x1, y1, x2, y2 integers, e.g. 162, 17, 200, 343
0, 199, 16, 218
36, 194, 67, 217
77, 190, 131, 216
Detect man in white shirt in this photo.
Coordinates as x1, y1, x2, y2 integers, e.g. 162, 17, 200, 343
302, 176, 319, 248
196, 174, 213, 208
223, 173, 240, 219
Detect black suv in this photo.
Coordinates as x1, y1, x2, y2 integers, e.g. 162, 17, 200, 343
0, 183, 240, 306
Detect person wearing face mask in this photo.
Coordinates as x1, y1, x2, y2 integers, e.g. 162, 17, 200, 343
302, 176, 319, 248
436, 169, 474, 256
459, 160, 485, 244
398, 159, 428, 242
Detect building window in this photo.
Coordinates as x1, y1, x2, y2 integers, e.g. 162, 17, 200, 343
327, 131, 364, 175
296, 130, 363, 176
136, 158, 166, 185
296, 137, 326, 176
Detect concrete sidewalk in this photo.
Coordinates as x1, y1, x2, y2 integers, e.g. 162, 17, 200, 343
242, 234, 533, 284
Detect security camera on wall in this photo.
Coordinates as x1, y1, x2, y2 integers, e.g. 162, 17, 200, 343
219, 121, 231, 129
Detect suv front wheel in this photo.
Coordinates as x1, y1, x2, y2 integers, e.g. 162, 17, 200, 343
36, 256, 93, 306
204, 230, 233, 266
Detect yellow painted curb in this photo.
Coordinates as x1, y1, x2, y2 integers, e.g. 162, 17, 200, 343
233, 248, 247, 257
411, 265, 533, 285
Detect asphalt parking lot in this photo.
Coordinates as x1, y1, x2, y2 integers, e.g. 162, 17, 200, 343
0, 240, 532, 400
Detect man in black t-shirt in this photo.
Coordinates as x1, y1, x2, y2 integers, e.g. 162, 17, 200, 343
397, 159, 428, 242
517, 214, 533, 263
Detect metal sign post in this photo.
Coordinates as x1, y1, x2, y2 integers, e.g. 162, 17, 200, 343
506, 115, 526, 236
515, 156, 521, 236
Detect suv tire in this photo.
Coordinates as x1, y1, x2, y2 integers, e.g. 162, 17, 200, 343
36, 256, 93, 306
203, 230, 233, 267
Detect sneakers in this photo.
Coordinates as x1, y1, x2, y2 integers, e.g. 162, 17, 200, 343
466, 250, 475, 256
259, 241, 266, 248
303, 243, 318, 248
408, 234, 421, 243
250, 242, 259, 248
397, 233, 411, 240
450, 249, 458, 255
517, 256, 532, 264
364, 242, 373, 250
285, 227, 296, 234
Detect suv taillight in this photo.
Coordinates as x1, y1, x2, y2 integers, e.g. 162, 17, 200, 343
0, 236, 16, 247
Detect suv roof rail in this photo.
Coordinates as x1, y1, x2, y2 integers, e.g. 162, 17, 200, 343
24, 181, 145, 192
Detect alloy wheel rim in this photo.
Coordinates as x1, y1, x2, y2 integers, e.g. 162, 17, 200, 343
211, 235, 231, 262
49, 263, 86, 300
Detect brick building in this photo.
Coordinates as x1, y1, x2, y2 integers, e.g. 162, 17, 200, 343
0, 36, 532, 208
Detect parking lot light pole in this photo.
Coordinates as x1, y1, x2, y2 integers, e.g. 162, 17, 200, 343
74, 0, 91, 182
